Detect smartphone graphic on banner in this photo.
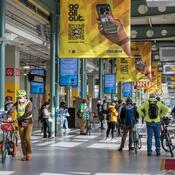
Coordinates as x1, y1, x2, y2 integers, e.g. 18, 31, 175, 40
96, 4, 118, 34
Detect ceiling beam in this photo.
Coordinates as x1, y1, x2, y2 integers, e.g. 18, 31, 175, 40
132, 0, 175, 17
131, 25, 175, 40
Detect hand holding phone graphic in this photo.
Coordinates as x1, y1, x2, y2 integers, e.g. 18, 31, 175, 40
96, 4, 130, 56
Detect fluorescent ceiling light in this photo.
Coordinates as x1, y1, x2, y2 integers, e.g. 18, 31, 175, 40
6, 23, 44, 45
146, 0, 175, 7
23, 65, 30, 69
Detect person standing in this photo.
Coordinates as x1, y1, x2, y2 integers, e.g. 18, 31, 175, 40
79, 99, 89, 135
42, 102, 52, 138
118, 98, 139, 151
106, 103, 118, 141
137, 94, 169, 156
97, 100, 105, 129
8, 90, 33, 161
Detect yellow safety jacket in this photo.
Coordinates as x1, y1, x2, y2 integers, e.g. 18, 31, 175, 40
137, 98, 169, 123
17, 101, 32, 119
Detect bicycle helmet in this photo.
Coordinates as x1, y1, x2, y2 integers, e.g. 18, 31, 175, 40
16, 90, 27, 98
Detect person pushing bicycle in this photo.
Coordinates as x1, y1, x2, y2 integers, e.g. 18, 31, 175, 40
8, 90, 33, 161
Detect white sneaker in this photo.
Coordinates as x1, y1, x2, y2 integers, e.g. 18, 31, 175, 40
106, 137, 110, 141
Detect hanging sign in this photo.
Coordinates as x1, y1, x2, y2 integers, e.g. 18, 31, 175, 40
104, 74, 116, 94
59, 0, 131, 58
59, 59, 78, 86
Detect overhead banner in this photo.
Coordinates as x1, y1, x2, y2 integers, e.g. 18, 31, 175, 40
123, 82, 132, 97
59, 0, 130, 58
59, 59, 78, 86
104, 74, 116, 94
145, 62, 158, 94
116, 57, 135, 82
131, 42, 152, 81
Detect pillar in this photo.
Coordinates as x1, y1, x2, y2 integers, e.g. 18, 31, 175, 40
50, 13, 56, 137
99, 59, 103, 101
88, 74, 94, 98
80, 59, 87, 99
5, 45, 20, 102
0, 0, 5, 111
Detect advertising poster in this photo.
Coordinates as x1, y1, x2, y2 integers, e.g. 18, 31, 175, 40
104, 74, 116, 94
116, 57, 135, 82
131, 42, 152, 81
59, 59, 78, 86
145, 62, 158, 94
60, 0, 130, 58
123, 82, 132, 97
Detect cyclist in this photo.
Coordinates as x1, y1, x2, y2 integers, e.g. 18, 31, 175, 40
137, 94, 169, 156
8, 90, 33, 161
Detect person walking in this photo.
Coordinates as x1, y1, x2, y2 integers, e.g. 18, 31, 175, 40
42, 102, 52, 138
8, 90, 33, 161
118, 98, 139, 151
137, 94, 169, 156
97, 100, 105, 129
106, 103, 118, 141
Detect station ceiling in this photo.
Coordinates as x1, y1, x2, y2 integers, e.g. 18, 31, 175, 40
4, 0, 175, 72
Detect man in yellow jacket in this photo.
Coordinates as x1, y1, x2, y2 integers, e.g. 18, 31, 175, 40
137, 94, 169, 156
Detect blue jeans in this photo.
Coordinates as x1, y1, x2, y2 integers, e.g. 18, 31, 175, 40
146, 122, 161, 154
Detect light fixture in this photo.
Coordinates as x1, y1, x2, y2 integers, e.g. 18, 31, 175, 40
138, 5, 148, 15
146, 30, 154, 37
23, 65, 30, 69
6, 23, 44, 45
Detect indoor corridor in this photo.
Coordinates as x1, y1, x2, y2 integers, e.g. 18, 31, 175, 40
0, 127, 169, 175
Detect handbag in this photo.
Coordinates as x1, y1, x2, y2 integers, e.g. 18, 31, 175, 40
48, 117, 53, 122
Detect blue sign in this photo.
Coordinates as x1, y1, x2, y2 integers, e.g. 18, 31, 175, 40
104, 74, 116, 94
30, 82, 45, 94
123, 82, 132, 97
30, 69, 46, 76
59, 59, 78, 86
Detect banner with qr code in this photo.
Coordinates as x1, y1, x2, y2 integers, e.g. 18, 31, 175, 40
116, 57, 135, 82
59, 0, 130, 58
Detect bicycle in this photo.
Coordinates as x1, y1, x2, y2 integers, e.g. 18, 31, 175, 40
161, 117, 175, 157
132, 124, 142, 154
0, 120, 18, 163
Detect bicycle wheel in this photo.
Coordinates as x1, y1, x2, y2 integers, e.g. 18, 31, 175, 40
161, 133, 174, 157
2, 139, 7, 163
138, 135, 142, 149
134, 142, 138, 154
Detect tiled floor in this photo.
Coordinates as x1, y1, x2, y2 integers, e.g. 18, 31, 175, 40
0, 125, 172, 175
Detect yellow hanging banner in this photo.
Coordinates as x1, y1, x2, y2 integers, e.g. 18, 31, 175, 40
131, 42, 152, 82
145, 62, 158, 93
116, 57, 135, 82
59, 0, 130, 58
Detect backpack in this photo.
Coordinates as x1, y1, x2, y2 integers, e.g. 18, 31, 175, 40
124, 104, 136, 125
149, 100, 158, 119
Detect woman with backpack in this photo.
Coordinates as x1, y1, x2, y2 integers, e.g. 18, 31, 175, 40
106, 103, 118, 141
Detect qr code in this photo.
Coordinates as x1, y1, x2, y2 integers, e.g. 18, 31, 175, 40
68, 24, 84, 40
